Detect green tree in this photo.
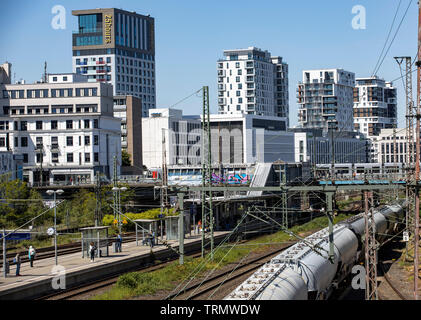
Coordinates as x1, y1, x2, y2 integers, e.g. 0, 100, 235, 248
122, 150, 131, 166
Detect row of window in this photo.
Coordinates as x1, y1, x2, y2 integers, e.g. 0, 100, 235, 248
3, 88, 98, 99
28, 152, 99, 164
0, 119, 99, 131
116, 56, 154, 69
0, 134, 99, 148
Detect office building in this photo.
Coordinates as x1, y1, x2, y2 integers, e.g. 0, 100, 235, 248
298, 69, 355, 132
217, 47, 289, 123
292, 128, 368, 164
142, 108, 294, 169
0, 72, 121, 186
72, 8, 156, 117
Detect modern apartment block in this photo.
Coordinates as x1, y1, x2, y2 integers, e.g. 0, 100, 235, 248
113, 95, 142, 171
353, 77, 397, 138
72, 8, 156, 117
298, 69, 355, 132
0, 71, 121, 186
217, 47, 289, 123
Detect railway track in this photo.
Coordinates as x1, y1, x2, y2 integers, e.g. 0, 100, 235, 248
39, 251, 205, 300
167, 242, 296, 300
379, 261, 408, 300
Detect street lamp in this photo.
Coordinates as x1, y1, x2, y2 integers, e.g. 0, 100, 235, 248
46, 189, 64, 266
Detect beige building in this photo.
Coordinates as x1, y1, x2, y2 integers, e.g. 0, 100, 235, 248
113, 95, 143, 173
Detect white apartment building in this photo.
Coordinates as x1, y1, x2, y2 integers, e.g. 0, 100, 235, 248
353, 77, 397, 138
217, 47, 289, 123
72, 8, 156, 117
0, 71, 121, 186
298, 69, 355, 132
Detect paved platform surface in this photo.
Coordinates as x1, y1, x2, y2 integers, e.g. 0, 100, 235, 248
0, 231, 229, 296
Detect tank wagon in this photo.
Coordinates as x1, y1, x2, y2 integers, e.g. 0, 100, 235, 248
225, 201, 406, 300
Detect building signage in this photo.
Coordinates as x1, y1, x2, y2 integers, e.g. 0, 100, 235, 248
104, 14, 113, 44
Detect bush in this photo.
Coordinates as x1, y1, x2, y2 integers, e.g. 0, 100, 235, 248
102, 208, 179, 230
117, 272, 144, 289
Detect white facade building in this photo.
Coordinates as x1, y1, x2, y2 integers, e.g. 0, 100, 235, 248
376, 128, 412, 164
217, 47, 289, 123
142, 108, 294, 169
0, 73, 121, 186
142, 108, 202, 169
298, 69, 355, 132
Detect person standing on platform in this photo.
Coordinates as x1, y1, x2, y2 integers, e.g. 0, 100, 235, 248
28, 246, 36, 267
116, 233, 122, 252
89, 242, 96, 262
13, 252, 21, 276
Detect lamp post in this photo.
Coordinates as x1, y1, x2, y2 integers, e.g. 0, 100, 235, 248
46, 189, 64, 266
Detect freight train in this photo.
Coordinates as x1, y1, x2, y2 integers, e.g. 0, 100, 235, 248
225, 201, 406, 300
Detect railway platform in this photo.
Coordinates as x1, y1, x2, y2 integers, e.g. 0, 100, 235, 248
0, 231, 229, 300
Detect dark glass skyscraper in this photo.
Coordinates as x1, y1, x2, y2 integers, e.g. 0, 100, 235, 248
72, 8, 156, 116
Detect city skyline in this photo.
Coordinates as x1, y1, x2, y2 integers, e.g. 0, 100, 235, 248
0, 0, 417, 127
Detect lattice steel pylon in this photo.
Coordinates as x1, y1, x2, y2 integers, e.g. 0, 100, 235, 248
364, 191, 378, 300
201, 86, 214, 259
395, 56, 416, 262
160, 128, 170, 240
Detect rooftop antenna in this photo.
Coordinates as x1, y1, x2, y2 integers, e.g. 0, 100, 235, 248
44, 61, 47, 83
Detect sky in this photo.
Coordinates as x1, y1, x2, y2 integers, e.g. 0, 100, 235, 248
0, 0, 418, 127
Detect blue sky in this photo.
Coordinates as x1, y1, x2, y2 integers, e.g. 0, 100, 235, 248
0, 0, 417, 127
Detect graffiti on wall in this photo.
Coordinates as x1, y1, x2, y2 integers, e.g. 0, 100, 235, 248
211, 173, 252, 185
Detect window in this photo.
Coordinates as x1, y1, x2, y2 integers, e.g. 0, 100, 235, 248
53, 77, 57, 82
36, 137, 43, 148
36, 153, 41, 163
21, 137, 28, 147
23, 154, 28, 163
51, 120, 58, 130
94, 135, 99, 145
36, 121, 42, 130
14, 137, 18, 147
0, 137, 5, 147
63, 76, 68, 82
84, 153, 90, 163
20, 121, 27, 131
66, 136, 73, 146
66, 120, 73, 129
94, 152, 99, 162
93, 119, 98, 128
67, 153, 74, 163
236, 77, 240, 83
52, 153, 59, 163
84, 136, 90, 146
235, 62, 240, 68
84, 119, 90, 129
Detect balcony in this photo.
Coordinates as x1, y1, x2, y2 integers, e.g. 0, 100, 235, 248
96, 69, 106, 74
96, 61, 106, 65
217, 70, 226, 77
246, 90, 255, 97
51, 143, 59, 151
218, 84, 226, 91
